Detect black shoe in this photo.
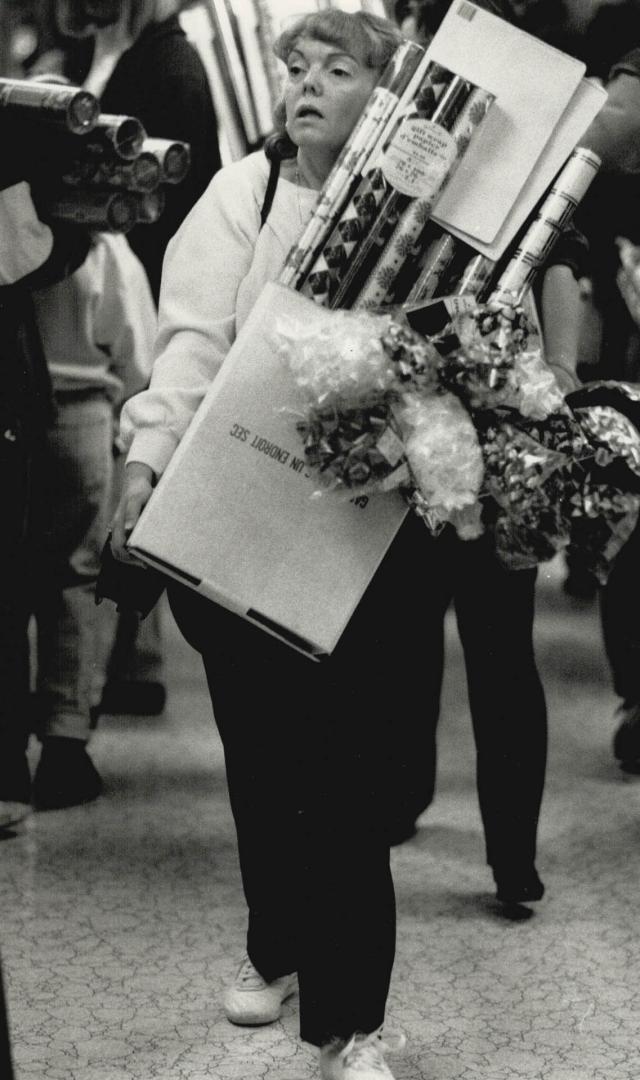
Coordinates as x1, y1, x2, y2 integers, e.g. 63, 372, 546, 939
33, 737, 103, 810
99, 679, 167, 717
494, 866, 545, 906
613, 702, 640, 768
0, 741, 32, 806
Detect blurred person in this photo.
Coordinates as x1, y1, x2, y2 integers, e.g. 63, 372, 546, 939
382, 0, 587, 913
579, 45, 640, 771
54, 0, 222, 719
0, 166, 90, 828
26, 231, 156, 810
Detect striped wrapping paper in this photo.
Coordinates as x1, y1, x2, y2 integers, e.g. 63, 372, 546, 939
352, 84, 494, 309
490, 147, 601, 304
301, 64, 460, 308
278, 39, 425, 290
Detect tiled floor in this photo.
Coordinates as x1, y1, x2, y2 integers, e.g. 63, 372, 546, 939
2, 561, 639, 1080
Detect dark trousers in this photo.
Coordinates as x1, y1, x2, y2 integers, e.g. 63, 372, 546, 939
388, 527, 548, 874
168, 514, 546, 1043
600, 518, 640, 704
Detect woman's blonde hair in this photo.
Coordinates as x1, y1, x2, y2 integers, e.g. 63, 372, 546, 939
274, 9, 402, 72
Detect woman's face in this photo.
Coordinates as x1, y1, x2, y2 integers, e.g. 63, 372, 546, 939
283, 37, 379, 160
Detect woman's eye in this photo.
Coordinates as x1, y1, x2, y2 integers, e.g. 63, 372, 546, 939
331, 67, 351, 78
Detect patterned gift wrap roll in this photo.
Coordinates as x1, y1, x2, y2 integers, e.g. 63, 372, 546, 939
491, 147, 601, 305
394, 225, 456, 303
42, 189, 138, 232
61, 151, 162, 193
142, 138, 191, 184
355, 84, 494, 308
280, 39, 425, 290
333, 74, 478, 311
299, 65, 444, 305
453, 252, 496, 299
0, 77, 99, 133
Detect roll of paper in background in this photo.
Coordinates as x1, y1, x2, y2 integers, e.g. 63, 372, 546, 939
0, 77, 99, 134
355, 84, 494, 308
279, 39, 425, 290
42, 189, 138, 232
491, 147, 601, 304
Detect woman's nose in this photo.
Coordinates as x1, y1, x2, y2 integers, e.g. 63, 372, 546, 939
301, 65, 322, 94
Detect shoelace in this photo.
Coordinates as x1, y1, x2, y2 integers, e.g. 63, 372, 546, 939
340, 1030, 406, 1073
236, 957, 267, 990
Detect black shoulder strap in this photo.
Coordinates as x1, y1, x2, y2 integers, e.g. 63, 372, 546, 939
260, 153, 281, 231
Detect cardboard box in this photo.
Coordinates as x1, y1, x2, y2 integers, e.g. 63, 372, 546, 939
128, 283, 408, 659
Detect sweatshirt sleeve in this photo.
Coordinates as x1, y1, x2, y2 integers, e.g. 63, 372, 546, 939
0, 182, 53, 284
95, 235, 158, 404
120, 160, 261, 477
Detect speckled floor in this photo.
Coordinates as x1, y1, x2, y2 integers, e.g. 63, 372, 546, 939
1, 560, 639, 1080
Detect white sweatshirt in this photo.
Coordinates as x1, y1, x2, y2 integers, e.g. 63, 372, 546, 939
33, 232, 156, 404
120, 150, 318, 477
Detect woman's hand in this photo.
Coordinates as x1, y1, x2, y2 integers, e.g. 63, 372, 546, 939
110, 461, 156, 563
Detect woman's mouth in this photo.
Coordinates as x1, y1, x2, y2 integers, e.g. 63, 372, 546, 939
296, 105, 323, 120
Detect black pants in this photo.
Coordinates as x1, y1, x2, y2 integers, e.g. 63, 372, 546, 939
169, 515, 546, 1044
387, 526, 548, 874
600, 518, 640, 705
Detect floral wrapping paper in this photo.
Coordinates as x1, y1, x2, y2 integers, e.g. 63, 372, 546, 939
330, 73, 478, 310
353, 85, 494, 309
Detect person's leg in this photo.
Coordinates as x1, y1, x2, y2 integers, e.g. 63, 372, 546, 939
168, 514, 434, 1051
384, 528, 455, 844
453, 536, 547, 899
33, 393, 113, 808
600, 519, 640, 768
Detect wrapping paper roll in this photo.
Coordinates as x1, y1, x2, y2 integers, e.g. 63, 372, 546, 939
42, 189, 138, 231
491, 147, 601, 304
61, 151, 162, 193
403, 230, 459, 302
279, 40, 425, 290
142, 138, 191, 184
354, 84, 494, 308
0, 78, 99, 134
79, 114, 147, 160
332, 73, 478, 310
452, 252, 496, 299
300, 62, 455, 307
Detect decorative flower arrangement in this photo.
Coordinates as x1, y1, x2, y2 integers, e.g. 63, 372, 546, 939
277, 297, 640, 581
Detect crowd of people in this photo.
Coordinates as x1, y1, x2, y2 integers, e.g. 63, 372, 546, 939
1, 2, 639, 1079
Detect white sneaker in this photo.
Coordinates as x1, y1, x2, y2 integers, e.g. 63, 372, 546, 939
320, 1030, 405, 1079
223, 955, 297, 1025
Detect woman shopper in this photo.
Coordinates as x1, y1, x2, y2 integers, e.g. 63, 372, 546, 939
112, 11, 408, 1079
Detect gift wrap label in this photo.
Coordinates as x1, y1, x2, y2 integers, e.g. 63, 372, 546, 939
381, 119, 457, 199
128, 283, 408, 659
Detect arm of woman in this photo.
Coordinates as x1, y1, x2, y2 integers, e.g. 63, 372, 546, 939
110, 156, 263, 560
539, 263, 583, 393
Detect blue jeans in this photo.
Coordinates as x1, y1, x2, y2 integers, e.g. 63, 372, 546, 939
34, 391, 114, 740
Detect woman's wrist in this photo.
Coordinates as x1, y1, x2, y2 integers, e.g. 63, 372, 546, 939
125, 460, 157, 486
